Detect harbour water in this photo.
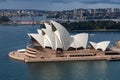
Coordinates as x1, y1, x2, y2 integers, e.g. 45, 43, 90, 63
0, 25, 120, 80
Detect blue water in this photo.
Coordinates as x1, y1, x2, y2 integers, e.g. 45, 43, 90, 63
0, 25, 120, 80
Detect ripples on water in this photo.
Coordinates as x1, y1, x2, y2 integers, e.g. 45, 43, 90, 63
27, 61, 120, 80
0, 25, 120, 80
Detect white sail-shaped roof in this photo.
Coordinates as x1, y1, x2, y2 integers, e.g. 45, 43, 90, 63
70, 33, 88, 49
89, 41, 97, 49
28, 33, 44, 47
37, 29, 53, 48
54, 31, 63, 48
37, 29, 42, 35
51, 20, 73, 50
97, 41, 110, 51
44, 36, 51, 48
42, 29, 55, 50
28, 20, 91, 51
37, 23, 63, 50
89, 41, 110, 51
54, 34, 63, 50
89, 42, 97, 50
44, 23, 52, 31
37, 29, 54, 48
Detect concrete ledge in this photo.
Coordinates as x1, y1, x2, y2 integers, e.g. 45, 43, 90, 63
9, 50, 120, 63
9, 51, 25, 61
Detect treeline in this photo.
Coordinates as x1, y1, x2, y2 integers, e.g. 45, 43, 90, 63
0, 16, 10, 23
61, 21, 120, 30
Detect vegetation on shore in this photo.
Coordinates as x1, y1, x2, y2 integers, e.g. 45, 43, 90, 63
0, 16, 10, 24
62, 21, 120, 31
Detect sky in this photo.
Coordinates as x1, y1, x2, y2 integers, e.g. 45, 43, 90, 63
0, 0, 120, 10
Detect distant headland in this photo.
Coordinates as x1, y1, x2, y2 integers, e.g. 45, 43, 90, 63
61, 21, 120, 31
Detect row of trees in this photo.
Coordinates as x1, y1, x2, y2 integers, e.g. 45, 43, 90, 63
62, 21, 120, 30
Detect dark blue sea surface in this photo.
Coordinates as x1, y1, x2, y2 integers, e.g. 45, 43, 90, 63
0, 25, 120, 80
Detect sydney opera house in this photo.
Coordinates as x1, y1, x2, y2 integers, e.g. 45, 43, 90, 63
9, 20, 120, 62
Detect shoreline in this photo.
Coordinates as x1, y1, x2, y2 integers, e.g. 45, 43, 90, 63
0, 23, 120, 32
